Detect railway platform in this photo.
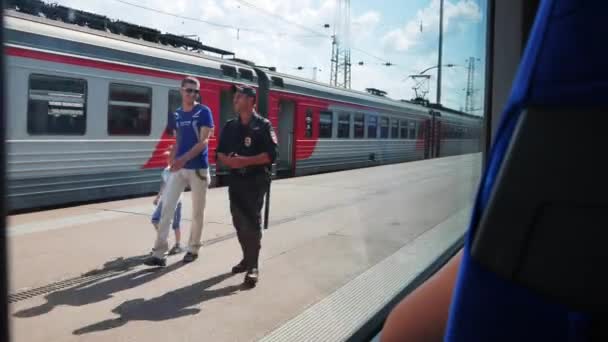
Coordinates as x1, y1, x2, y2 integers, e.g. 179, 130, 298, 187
8, 154, 480, 342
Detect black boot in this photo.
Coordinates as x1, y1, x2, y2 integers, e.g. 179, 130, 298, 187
232, 260, 247, 274
244, 268, 259, 288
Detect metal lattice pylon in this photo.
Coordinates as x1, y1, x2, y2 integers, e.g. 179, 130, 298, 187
330, 0, 351, 89
464, 57, 481, 113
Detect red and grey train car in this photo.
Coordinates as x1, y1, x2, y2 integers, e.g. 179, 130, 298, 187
4, 10, 482, 211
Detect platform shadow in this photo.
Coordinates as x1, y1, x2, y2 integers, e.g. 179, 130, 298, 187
73, 272, 242, 335
14, 255, 184, 318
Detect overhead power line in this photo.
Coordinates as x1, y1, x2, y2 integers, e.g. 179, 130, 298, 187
351, 46, 390, 63
114, 0, 403, 71
114, 0, 237, 30
113, 0, 321, 38
235, 0, 402, 68
234, 0, 329, 38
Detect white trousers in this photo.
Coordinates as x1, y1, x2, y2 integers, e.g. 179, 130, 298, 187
152, 168, 209, 258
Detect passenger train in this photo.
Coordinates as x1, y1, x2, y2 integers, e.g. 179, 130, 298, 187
4, 8, 482, 211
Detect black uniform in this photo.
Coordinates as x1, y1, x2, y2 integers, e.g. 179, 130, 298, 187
216, 112, 278, 272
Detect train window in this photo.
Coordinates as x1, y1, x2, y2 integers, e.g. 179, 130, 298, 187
380, 117, 389, 138
271, 76, 285, 87
239, 68, 254, 81
319, 111, 333, 138
367, 115, 378, 138
168, 90, 181, 113
400, 120, 408, 139
221, 65, 237, 78
27, 74, 87, 135
354, 113, 364, 138
391, 118, 399, 138
166, 89, 181, 135
337, 113, 351, 139
409, 121, 417, 139
108, 83, 152, 136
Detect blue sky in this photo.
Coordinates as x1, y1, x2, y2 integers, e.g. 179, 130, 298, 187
50, 0, 486, 114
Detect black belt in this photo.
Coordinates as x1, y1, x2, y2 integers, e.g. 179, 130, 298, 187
230, 166, 267, 176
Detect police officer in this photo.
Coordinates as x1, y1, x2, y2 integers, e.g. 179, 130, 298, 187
216, 85, 277, 288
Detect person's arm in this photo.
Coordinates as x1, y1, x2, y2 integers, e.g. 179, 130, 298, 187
229, 153, 272, 168
217, 152, 236, 168
218, 152, 269, 168
229, 121, 278, 169
169, 139, 177, 165
215, 120, 235, 168
171, 107, 213, 171
381, 249, 463, 342
171, 126, 211, 171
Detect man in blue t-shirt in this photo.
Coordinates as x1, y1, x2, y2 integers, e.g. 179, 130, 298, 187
145, 76, 214, 267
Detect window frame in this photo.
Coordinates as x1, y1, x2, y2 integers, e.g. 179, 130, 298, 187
390, 118, 399, 139
319, 110, 334, 139
366, 114, 378, 139
107, 82, 153, 136
167, 89, 181, 135
337, 112, 352, 139
27, 73, 88, 136
400, 120, 409, 139
380, 117, 389, 139
409, 121, 417, 139
238, 68, 254, 81
168, 89, 181, 114
353, 113, 365, 139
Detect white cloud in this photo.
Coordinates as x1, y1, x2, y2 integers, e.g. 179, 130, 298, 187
350, 10, 381, 43
381, 0, 482, 53
46, 0, 485, 111
353, 11, 381, 28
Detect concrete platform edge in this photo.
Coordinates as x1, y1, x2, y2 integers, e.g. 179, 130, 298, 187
259, 207, 470, 342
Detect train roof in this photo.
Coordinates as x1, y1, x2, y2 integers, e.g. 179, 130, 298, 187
427, 104, 483, 123
263, 69, 432, 115
4, 10, 259, 86
5, 10, 482, 122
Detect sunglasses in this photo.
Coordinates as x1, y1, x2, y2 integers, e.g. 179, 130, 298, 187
183, 88, 200, 95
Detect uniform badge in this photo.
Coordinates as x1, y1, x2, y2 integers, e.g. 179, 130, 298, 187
244, 136, 252, 147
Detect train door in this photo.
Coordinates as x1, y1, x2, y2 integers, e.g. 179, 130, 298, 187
216, 89, 235, 176
427, 110, 442, 158
277, 99, 295, 172
434, 120, 442, 157
219, 89, 235, 130
424, 120, 432, 158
